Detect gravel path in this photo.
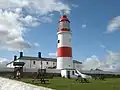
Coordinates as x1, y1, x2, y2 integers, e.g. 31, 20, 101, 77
0, 77, 53, 90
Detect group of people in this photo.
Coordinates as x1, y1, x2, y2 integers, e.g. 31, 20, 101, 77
75, 70, 105, 83
76, 75, 89, 83
75, 70, 90, 83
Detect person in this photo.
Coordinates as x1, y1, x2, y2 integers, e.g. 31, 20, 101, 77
16, 70, 20, 79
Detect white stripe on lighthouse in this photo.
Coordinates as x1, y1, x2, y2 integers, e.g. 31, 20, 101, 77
57, 31, 72, 48
57, 57, 73, 69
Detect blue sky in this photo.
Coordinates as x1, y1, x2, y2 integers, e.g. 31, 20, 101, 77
0, 0, 120, 64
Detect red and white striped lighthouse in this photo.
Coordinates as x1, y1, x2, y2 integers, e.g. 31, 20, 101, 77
57, 14, 73, 69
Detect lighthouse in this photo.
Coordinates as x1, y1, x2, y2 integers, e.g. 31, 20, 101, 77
57, 14, 73, 69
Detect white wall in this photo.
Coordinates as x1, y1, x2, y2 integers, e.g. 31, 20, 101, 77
0, 68, 14, 72
41, 61, 56, 69
61, 69, 77, 78
7, 63, 14, 68
57, 31, 72, 47
57, 57, 73, 69
16, 59, 56, 69
23, 68, 61, 73
7, 59, 82, 71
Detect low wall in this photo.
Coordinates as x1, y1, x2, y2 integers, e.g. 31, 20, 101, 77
0, 77, 52, 90
0, 68, 61, 78
0, 68, 61, 73
23, 72, 61, 78
0, 68, 14, 72
23, 68, 61, 73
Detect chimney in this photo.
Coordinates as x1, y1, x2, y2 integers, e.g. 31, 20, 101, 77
38, 52, 41, 58
20, 52, 23, 58
14, 55, 17, 61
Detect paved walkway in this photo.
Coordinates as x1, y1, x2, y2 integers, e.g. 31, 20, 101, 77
0, 77, 53, 90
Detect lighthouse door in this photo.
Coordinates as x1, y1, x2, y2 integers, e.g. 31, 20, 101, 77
67, 71, 70, 79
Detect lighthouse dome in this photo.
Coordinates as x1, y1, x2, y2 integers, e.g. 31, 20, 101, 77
59, 15, 70, 23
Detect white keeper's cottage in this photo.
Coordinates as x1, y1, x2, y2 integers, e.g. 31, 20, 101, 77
7, 52, 83, 70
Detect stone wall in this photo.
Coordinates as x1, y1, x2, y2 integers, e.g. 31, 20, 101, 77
0, 68, 61, 78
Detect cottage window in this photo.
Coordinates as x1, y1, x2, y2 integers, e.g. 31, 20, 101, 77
46, 62, 49, 65
33, 61, 35, 65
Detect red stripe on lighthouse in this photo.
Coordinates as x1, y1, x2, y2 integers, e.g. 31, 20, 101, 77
58, 28, 70, 32
57, 47, 72, 57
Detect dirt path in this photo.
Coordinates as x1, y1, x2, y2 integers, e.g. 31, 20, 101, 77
0, 77, 53, 90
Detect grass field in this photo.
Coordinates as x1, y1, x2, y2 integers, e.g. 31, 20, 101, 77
21, 77, 120, 90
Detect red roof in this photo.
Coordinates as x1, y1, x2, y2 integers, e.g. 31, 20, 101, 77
59, 15, 70, 23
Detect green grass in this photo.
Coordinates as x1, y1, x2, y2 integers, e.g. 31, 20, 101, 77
21, 77, 120, 90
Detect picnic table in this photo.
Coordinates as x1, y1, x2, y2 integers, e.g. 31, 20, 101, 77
32, 69, 49, 84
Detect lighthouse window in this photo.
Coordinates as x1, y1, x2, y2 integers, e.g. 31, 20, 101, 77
63, 21, 69, 28
59, 22, 63, 29
58, 40, 60, 43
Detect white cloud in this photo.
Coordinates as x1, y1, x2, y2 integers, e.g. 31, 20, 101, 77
83, 51, 120, 72
40, 16, 53, 23
82, 45, 120, 71
0, 0, 71, 15
48, 52, 57, 58
107, 16, 120, 33
71, 4, 78, 8
0, 0, 74, 51
15, 8, 22, 14
103, 51, 120, 72
0, 10, 34, 51
100, 44, 106, 49
4, 38, 31, 51
33, 43, 40, 47
20, 15, 40, 27
49, 13, 54, 17
100, 44, 120, 63
83, 55, 104, 70
82, 24, 87, 28
106, 51, 120, 64
0, 58, 10, 68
